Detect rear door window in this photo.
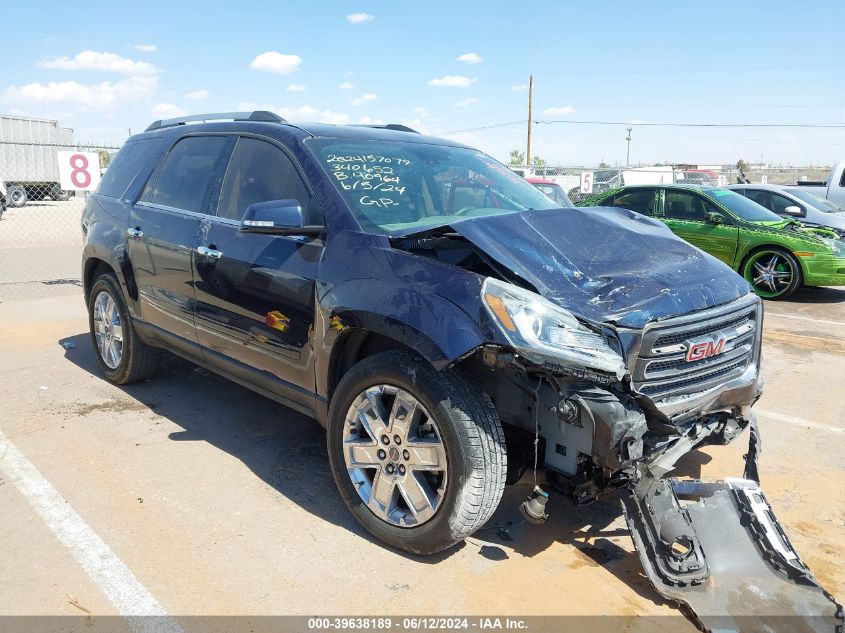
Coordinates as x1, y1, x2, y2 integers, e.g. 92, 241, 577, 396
769, 192, 802, 214
611, 189, 657, 215
216, 137, 314, 222
145, 136, 229, 212
744, 189, 773, 211
664, 190, 718, 221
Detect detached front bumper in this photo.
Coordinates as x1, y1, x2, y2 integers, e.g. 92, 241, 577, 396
621, 477, 844, 632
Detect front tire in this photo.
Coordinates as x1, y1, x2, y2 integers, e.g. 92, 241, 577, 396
741, 247, 802, 299
88, 273, 159, 384
327, 349, 507, 555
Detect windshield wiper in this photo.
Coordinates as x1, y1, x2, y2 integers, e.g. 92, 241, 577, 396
388, 222, 458, 240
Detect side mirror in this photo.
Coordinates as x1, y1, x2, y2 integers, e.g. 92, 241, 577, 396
705, 211, 726, 224
239, 199, 322, 236
783, 205, 803, 216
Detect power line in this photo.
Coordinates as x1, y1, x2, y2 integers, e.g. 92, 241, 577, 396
444, 119, 845, 134
437, 103, 845, 128
444, 120, 524, 134
533, 63, 845, 76
536, 120, 845, 128
539, 103, 845, 111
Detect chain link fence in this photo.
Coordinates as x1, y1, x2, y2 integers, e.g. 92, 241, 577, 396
0, 136, 120, 301
510, 164, 831, 204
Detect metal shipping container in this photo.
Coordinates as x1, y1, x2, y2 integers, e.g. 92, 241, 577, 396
1, 114, 76, 206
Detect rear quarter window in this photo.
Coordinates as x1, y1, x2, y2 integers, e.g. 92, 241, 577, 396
97, 138, 165, 199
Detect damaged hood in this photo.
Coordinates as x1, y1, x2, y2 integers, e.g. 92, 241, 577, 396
447, 207, 751, 329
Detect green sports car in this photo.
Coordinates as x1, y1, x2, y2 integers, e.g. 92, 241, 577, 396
579, 184, 845, 299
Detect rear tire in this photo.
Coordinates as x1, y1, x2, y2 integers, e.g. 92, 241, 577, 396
51, 184, 71, 201
7, 185, 27, 208
88, 273, 159, 384
327, 349, 507, 555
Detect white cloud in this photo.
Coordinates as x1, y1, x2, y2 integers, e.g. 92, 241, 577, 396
133, 44, 157, 53
455, 97, 479, 107
543, 106, 575, 116
442, 130, 478, 145
351, 93, 377, 106
151, 103, 187, 119
346, 12, 374, 23
37, 50, 156, 76
456, 52, 482, 64
2, 75, 158, 113
287, 83, 307, 92
428, 75, 477, 88
511, 84, 528, 91
184, 89, 210, 100
249, 52, 302, 75
413, 106, 428, 117
338, 81, 354, 90
398, 119, 431, 135
245, 104, 350, 125
358, 116, 385, 125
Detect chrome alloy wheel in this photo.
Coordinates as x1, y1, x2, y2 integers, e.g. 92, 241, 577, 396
93, 290, 123, 369
745, 251, 795, 298
343, 385, 448, 527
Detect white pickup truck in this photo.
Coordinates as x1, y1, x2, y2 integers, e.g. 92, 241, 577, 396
791, 160, 845, 206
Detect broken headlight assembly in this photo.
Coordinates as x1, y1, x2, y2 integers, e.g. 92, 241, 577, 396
481, 278, 626, 380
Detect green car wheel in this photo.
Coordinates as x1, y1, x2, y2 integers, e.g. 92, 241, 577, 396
742, 248, 801, 299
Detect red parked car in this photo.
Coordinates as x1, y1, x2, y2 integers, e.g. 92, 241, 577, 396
526, 177, 574, 207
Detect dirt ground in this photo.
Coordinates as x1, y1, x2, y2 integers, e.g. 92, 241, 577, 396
0, 285, 843, 628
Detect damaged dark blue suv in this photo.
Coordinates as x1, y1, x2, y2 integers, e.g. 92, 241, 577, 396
81, 112, 840, 629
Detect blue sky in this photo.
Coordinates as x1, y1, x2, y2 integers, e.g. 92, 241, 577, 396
2, 0, 844, 165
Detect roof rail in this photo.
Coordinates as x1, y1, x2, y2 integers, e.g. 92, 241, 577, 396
144, 111, 286, 132
354, 123, 420, 134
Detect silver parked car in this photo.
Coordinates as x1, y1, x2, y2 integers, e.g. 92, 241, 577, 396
727, 183, 845, 232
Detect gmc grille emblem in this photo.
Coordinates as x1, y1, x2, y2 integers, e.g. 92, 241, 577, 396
685, 336, 727, 362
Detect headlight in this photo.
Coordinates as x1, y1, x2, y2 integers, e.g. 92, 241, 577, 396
481, 278, 626, 379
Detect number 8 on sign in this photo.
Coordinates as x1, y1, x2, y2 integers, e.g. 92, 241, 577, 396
57, 151, 102, 192
70, 154, 91, 188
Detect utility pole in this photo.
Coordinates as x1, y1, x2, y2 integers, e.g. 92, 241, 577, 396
526, 74, 533, 170
625, 128, 632, 166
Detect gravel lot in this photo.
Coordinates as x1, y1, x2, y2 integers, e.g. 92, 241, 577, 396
0, 203, 843, 629
0, 199, 84, 299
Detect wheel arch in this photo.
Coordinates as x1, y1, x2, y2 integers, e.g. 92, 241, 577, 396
739, 243, 808, 282
324, 322, 452, 409
83, 257, 116, 301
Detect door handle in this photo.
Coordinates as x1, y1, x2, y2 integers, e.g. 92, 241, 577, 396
196, 245, 223, 259
126, 227, 144, 239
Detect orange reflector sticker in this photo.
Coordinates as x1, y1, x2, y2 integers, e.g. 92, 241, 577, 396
484, 293, 516, 332
793, 251, 815, 257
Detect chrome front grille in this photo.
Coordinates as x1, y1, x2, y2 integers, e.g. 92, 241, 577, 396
651, 312, 755, 349
631, 296, 761, 402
